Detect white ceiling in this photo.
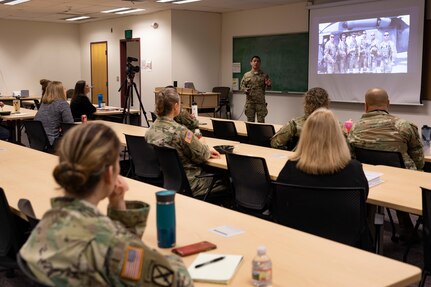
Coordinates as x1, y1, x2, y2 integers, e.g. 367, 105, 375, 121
0, 0, 308, 23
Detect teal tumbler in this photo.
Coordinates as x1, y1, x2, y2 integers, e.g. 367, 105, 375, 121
156, 190, 176, 248
97, 93, 103, 108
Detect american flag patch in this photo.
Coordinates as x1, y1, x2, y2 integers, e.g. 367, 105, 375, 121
120, 246, 144, 281
184, 130, 193, 144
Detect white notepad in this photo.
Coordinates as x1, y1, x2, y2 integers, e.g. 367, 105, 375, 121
188, 253, 243, 284
364, 170, 384, 188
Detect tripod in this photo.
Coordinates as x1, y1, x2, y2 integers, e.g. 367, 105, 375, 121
118, 73, 149, 127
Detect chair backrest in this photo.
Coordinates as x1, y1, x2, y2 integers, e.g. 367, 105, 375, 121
153, 145, 193, 197
60, 122, 77, 136
0, 188, 21, 261
272, 182, 370, 249
211, 119, 238, 141
212, 87, 230, 101
17, 199, 39, 229
226, 153, 272, 211
151, 112, 158, 123
23, 120, 51, 152
422, 187, 431, 272
16, 253, 51, 287
125, 134, 162, 179
245, 122, 276, 147
353, 146, 405, 168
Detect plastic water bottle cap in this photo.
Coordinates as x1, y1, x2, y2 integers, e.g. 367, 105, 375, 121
257, 245, 267, 256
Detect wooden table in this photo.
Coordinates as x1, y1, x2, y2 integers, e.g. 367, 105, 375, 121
0, 140, 421, 287
154, 87, 220, 111
0, 105, 37, 143
197, 116, 282, 137
0, 96, 41, 107
93, 105, 140, 117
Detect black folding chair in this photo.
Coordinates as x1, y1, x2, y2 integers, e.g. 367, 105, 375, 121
213, 87, 231, 119
226, 153, 272, 220
245, 122, 276, 147
153, 145, 225, 202
211, 119, 238, 141
125, 134, 163, 187
417, 187, 431, 287
23, 120, 53, 153
353, 146, 405, 243
60, 122, 77, 136
272, 182, 372, 251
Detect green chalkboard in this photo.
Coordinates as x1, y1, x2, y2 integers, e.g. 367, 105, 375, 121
233, 33, 309, 93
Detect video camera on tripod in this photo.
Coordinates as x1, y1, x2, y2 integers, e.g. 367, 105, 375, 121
126, 57, 140, 77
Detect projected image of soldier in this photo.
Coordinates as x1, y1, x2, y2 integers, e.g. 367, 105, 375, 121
368, 32, 380, 73
359, 30, 370, 73
347, 33, 359, 73
337, 33, 348, 73
324, 34, 337, 74
380, 31, 397, 73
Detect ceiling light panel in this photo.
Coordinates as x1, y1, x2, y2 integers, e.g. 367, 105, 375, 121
173, 0, 202, 4
115, 8, 145, 15
101, 7, 130, 13
4, 0, 31, 5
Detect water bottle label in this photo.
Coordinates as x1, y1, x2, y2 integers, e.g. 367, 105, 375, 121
252, 269, 272, 282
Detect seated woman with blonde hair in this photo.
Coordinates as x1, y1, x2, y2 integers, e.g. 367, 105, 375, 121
20, 123, 192, 286
277, 108, 368, 195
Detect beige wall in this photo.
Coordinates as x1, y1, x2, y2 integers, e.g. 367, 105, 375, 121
0, 19, 80, 96
221, 2, 431, 129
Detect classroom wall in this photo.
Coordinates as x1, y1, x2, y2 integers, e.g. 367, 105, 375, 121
0, 19, 81, 96
221, 2, 431, 129
78, 10, 221, 114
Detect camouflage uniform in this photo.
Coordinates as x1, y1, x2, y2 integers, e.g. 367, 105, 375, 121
358, 35, 370, 72
348, 110, 424, 170
324, 39, 337, 74
368, 37, 380, 73
174, 109, 199, 131
271, 115, 305, 150
348, 36, 359, 73
20, 197, 192, 287
146, 116, 225, 196
380, 39, 397, 73
348, 110, 424, 238
337, 38, 348, 73
240, 69, 270, 123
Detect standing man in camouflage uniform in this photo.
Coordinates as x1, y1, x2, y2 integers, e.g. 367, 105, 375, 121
337, 33, 348, 73
324, 34, 337, 74
271, 87, 329, 150
20, 123, 193, 287
240, 55, 272, 123
348, 88, 424, 241
146, 87, 227, 197
358, 30, 370, 73
380, 31, 397, 73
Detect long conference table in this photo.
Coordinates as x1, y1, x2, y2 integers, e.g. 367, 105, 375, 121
0, 136, 422, 286
96, 120, 429, 217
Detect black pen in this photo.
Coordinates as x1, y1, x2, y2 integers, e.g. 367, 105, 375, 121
195, 256, 225, 268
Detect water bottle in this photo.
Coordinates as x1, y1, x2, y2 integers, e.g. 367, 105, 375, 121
194, 128, 202, 139
97, 93, 103, 108
156, 190, 176, 248
191, 101, 198, 118
252, 245, 272, 287
344, 119, 353, 133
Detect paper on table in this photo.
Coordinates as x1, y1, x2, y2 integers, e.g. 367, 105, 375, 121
364, 170, 384, 188
188, 253, 243, 284
209, 225, 244, 237
271, 153, 287, 159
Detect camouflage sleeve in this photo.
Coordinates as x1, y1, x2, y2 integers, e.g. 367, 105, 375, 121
401, 122, 424, 170
270, 120, 296, 149
181, 128, 211, 164
240, 73, 249, 93
174, 110, 199, 130
106, 229, 193, 287
108, 201, 150, 238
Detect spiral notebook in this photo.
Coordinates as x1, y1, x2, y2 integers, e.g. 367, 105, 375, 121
188, 253, 243, 284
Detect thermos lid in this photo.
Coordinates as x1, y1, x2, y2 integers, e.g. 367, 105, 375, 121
156, 190, 176, 203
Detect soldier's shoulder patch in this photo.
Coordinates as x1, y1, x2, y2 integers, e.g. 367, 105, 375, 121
120, 245, 145, 281
184, 130, 193, 144
152, 264, 174, 287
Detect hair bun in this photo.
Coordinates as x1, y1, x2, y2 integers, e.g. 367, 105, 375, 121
53, 161, 88, 194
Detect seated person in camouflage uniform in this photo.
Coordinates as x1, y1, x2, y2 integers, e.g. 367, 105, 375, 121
271, 87, 329, 150
174, 109, 199, 131
20, 123, 193, 287
146, 87, 227, 197
348, 88, 424, 241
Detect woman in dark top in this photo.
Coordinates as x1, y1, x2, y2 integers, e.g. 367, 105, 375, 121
277, 108, 368, 197
70, 80, 96, 121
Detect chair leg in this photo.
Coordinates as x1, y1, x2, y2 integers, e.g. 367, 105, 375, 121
419, 271, 429, 287
402, 216, 422, 262
386, 208, 399, 242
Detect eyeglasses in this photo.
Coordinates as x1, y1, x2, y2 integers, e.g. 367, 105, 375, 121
330, 35, 334, 38
384, 34, 389, 36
